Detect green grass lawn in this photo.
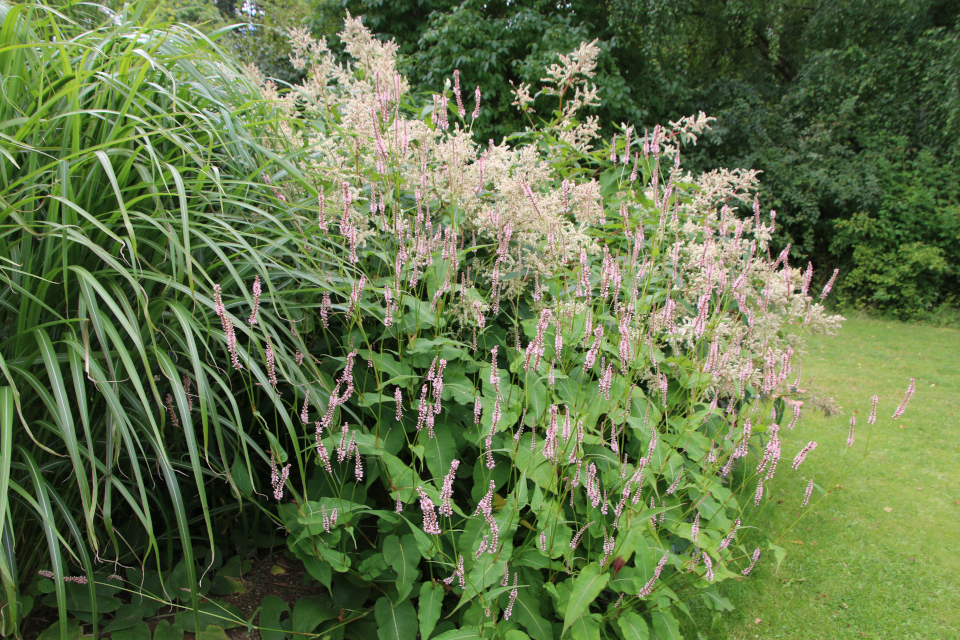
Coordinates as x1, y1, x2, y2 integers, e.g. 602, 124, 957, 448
687, 313, 960, 640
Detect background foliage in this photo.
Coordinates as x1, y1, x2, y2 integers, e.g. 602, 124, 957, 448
280, 0, 959, 318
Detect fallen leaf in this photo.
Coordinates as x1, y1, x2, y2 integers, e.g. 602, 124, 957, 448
754, 618, 762, 625
790, 540, 804, 544
883, 507, 893, 512
270, 565, 286, 576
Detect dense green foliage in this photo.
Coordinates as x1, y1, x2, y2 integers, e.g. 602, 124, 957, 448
0, 3, 323, 636
322, 0, 960, 318
0, 5, 863, 640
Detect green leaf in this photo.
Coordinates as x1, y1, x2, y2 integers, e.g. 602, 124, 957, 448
375, 596, 417, 640
196, 625, 230, 640
562, 563, 609, 636
400, 514, 437, 558
36, 621, 82, 640
650, 611, 681, 640
383, 534, 421, 601
568, 613, 601, 640
459, 557, 507, 609
103, 603, 147, 633
418, 581, 444, 640
292, 595, 337, 633
700, 590, 734, 612
359, 552, 389, 580
300, 554, 332, 590
298, 498, 370, 531
259, 594, 290, 640
505, 631, 532, 640
422, 422, 456, 483
382, 453, 418, 500
513, 588, 554, 640
769, 542, 786, 573
152, 621, 184, 640
431, 629, 485, 640
111, 621, 152, 640
617, 612, 650, 640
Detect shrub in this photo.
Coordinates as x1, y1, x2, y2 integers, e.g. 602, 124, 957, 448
831, 147, 960, 318
233, 19, 844, 639
4, 5, 848, 639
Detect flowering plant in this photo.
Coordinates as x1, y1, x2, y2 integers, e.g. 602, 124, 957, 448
210, 17, 855, 639
5, 6, 922, 638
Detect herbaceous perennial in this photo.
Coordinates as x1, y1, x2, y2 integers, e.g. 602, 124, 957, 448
156, 17, 913, 638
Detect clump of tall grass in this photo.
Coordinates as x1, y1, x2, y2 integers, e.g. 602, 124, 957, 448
0, 2, 329, 635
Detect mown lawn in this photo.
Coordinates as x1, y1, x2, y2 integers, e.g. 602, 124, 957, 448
686, 314, 960, 640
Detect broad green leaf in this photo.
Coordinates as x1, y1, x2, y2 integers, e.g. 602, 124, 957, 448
259, 594, 290, 640
196, 625, 230, 640
293, 595, 337, 634
356, 349, 413, 386
441, 371, 477, 404
152, 621, 184, 640
103, 603, 147, 633
431, 629, 485, 640
418, 581, 444, 640
568, 613, 601, 640
111, 621, 151, 640
513, 588, 553, 640
769, 542, 786, 572
459, 557, 507, 610
617, 612, 650, 640
400, 514, 437, 558
375, 596, 418, 640
298, 498, 370, 531
505, 631, 532, 640
300, 554, 332, 590
562, 563, 609, 636
359, 552, 389, 580
700, 590, 734, 612
650, 611, 681, 640
36, 621, 82, 640
383, 534, 421, 601
422, 422, 456, 483
515, 434, 557, 491
382, 453, 418, 500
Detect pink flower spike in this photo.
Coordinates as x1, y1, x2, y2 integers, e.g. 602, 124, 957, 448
892, 378, 915, 420
248, 275, 261, 325
417, 486, 442, 535
820, 269, 839, 301
802, 479, 815, 507
472, 86, 481, 119
637, 554, 669, 597
742, 548, 761, 576
792, 441, 817, 470
868, 394, 879, 425
847, 416, 856, 447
